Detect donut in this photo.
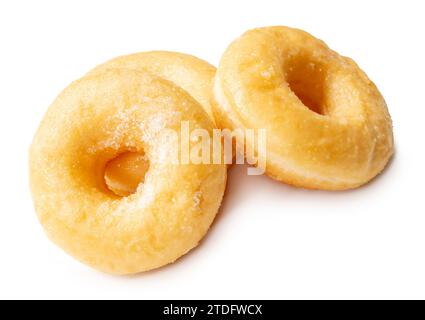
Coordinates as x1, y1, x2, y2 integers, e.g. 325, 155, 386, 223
88, 51, 216, 121
213, 26, 394, 190
29, 69, 227, 274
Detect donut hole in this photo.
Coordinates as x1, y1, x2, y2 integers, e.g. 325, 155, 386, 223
104, 151, 149, 197
285, 55, 327, 115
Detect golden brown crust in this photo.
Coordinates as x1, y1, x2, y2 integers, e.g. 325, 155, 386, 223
213, 26, 393, 190
30, 69, 227, 274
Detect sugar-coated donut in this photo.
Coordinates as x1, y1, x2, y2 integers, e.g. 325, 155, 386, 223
88, 51, 216, 121
29, 69, 227, 274
213, 26, 394, 190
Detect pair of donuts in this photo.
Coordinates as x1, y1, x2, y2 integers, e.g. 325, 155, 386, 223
30, 26, 393, 275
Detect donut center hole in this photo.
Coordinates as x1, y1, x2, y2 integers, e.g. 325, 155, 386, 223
286, 57, 327, 115
104, 151, 149, 197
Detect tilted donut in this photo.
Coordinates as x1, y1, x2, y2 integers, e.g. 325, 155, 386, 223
213, 26, 394, 190
29, 69, 227, 274
88, 51, 216, 121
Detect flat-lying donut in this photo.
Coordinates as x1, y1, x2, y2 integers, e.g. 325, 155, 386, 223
213, 26, 394, 190
29, 69, 227, 274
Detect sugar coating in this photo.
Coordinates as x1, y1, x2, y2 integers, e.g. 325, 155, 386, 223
87, 51, 217, 123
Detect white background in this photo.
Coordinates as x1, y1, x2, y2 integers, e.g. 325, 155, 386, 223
0, 0, 424, 300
